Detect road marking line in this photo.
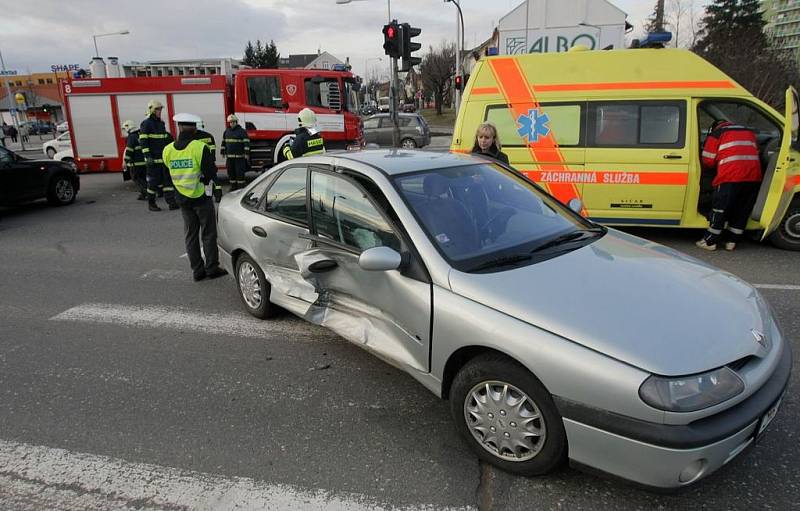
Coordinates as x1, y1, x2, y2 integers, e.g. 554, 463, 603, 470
753, 284, 800, 291
0, 439, 470, 510
139, 269, 186, 280
49, 303, 328, 340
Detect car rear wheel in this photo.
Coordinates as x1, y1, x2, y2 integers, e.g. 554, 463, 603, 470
46, 147, 56, 159
236, 253, 278, 319
401, 138, 417, 149
450, 353, 566, 476
47, 174, 76, 205
769, 198, 800, 251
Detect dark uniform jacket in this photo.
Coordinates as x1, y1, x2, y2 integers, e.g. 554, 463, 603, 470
124, 130, 145, 168
139, 114, 173, 165
284, 127, 325, 159
194, 129, 216, 159
471, 144, 510, 165
222, 125, 250, 158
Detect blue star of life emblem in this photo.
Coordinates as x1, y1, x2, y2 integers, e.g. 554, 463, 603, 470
517, 108, 551, 143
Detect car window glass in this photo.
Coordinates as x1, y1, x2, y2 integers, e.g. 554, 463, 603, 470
242, 176, 272, 210
486, 104, 582, 146
310, 171, 400, 251
305, 78, 342, 110
265, 167, 308, 224
0, 147, 12, 162
378, 117, 392, 128
364, 117, 380, 129
590, 101, 685, 147
399, 117, 413, 127
700, 101, 780, 140
247, 76, 283, 109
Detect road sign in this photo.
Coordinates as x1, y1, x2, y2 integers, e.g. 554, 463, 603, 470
0, 70, 19, 76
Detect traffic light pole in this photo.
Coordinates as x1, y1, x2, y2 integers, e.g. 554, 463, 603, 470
391, 56, 400, 148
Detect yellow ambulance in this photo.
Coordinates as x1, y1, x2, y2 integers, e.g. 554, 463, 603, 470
451, 48, 800, 250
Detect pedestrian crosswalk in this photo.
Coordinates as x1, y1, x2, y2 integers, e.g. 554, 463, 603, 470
0, 439, 472, 511
49, 302, 329, 341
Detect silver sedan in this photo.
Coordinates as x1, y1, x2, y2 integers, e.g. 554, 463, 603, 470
216, 150, 791, 489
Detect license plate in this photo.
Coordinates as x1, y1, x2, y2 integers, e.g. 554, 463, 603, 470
756, 395, 783, 441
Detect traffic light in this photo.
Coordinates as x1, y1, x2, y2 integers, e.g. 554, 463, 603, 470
400, 23, 422, 72
382, 21, 401, 58
454, 73, 470, 91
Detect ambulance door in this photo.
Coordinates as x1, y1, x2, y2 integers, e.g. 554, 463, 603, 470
755, 87, 800, 239
484, 102, 585, 206
582, 100, 689, 226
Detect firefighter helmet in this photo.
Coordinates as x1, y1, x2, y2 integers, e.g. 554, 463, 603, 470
298, 108, 317, 128
227, 114, 238, 123
147, 99, 164, 113
173, 112, 202, 125
121, 120, 135, 133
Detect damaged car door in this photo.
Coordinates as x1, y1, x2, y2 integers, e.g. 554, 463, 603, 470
298, 167, 432, 374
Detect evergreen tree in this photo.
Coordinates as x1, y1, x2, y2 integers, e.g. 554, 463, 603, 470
264, 40, 280, 69
242, 41, 257, 67
254, 40, 265, 68
693, 0, 798, 108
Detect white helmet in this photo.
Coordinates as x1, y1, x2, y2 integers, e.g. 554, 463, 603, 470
227, 114, 238, 123
298, 108, 316, 128
121, 120, 135, 133
147, 99, 163, 113
173, 112, 202, 125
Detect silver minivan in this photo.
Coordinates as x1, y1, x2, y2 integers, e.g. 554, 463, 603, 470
216, 150, 791, 489
363, 113, 431, 149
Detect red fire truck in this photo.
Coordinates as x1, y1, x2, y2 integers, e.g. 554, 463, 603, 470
62, 68, 364, 173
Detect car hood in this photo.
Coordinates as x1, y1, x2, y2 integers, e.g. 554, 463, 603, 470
448, 230, 770, 376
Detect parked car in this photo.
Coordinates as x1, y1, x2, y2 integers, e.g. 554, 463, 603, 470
360, 104, 377, 117
401, 102, 417, 113
362, 113, 430, 148
20, 120, 52, 136
217, 150, 790, 489
56, 121, 69, 133
0, 145, 79, 206
53, 148, 76, 171
43, 131, 72, 159
378, 97, 390, 113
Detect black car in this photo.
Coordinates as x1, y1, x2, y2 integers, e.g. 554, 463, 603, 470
0, 145, 79, 206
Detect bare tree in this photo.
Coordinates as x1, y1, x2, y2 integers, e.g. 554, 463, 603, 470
420, 41, 456, 115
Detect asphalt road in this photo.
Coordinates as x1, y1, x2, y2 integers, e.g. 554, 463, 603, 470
0, 173, 798, 510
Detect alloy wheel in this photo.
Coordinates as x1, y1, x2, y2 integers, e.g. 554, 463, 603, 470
238, 261, 262, 310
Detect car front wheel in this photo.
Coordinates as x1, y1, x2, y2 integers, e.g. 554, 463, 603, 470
47, 174, 76, 205
769, 198, 800, 251
450, 353, 566, 476
236, 253, 277, 319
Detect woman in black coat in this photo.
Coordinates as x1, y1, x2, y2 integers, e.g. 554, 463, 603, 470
471, 122, 509, 165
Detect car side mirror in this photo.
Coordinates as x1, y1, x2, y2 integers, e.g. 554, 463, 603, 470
567, 198, 583, 214
358, 247, 402, 272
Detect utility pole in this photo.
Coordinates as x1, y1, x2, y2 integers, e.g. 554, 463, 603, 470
654, 0, 665, 32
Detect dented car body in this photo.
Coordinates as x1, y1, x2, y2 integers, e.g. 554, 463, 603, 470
216, 150, 791, 489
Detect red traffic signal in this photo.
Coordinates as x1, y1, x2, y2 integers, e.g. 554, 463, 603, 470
383, 22, 401, 58
454, 74, 463, 91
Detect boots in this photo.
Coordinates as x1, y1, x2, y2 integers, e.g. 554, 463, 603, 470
148, 197, 161, 211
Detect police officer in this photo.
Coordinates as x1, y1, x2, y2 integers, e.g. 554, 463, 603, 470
122, 120, 147, 200
282, 108, 325, 160
193, 119, 222, 202
696, 120, 763, 251
140, 100, 177, 211
221, 114, 250, 190
162, 113, 227, 282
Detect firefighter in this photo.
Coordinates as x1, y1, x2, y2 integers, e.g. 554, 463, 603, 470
162, 113, 227, 281
221, 114, 250, 191
193, 119, 222, 202
140, 100, 177, 211
696, 120, 763, 251
282, 108, 325, 160
122, 120, 147, 200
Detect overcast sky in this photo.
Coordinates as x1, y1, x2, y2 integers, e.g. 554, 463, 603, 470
0, 0, 710, 79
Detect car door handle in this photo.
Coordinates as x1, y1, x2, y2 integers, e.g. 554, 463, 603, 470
307, 259, 338, 273
251, 226, 267, 238
663, 154, 683, 159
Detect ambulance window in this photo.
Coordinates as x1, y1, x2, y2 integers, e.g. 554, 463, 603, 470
699, 102, 780, 140
485, 103, 583, 147
589, 101, 685, 148
247, 76, 283, 109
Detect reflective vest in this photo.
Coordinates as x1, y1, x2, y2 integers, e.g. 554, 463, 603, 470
124, 130, 145, 168
282, 127, 325, 160
162, 140, 207, 199
701, 122, 762, 186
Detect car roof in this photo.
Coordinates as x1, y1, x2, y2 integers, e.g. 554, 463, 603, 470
369, 113, 419, 117
334, 149, 480, 176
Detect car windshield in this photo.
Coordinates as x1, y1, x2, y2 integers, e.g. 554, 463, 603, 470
393, 163, 601, 271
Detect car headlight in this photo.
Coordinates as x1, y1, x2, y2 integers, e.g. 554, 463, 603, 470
639, 367, 744, 412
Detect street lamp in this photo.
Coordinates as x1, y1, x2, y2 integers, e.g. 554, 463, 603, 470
92, 30, 130, 58
335, 0, 391, 21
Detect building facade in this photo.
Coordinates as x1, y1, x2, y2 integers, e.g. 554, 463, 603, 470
764, 0, 800, 52
122, 58, 243, 78
1, 71, 72, 125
